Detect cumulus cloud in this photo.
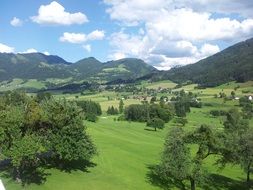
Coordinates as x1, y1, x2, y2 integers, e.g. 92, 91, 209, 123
104, 0, 253, 69
10, 17, 23, 27
0, 43, 15, 53
83, 44, 91, 53
31, 1, 88, 25
151, 40, 198, 58
86, 30, 105, 41
199, 44, 220, 57
20, 48, 38, 54
59, 30, 105, 43
60, 32, 86, 43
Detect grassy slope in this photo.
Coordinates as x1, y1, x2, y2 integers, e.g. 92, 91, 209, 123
2, 116, 246, 190
0, 79, 46, 91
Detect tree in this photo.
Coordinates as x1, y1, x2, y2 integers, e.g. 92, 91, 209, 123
218, 108, 252, 188
160, 127, 191, 183
43, 99, 97, 163
119, 99, 124, 114
239, 97, 253, 119
146, 118, 165, 131
107, 106, 119, 115
8, 134, 42, 182
175, 117, 188, 126
124, 104, 149, 122
159, 127, 206, 190
124, 103, 174, 123
76, 100, 102, 122
237, 129, 253, 188
0, 92, 97, 183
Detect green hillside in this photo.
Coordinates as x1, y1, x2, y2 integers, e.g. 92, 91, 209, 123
144, 38, 253, 87
0, 54, 156, 85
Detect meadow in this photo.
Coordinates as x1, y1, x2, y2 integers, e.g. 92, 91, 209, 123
1, 80, 253, 190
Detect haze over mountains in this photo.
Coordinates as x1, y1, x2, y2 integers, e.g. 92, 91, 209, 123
0, 37, 253, 88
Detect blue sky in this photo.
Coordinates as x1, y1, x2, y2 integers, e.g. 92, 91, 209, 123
0, 0, 253, 69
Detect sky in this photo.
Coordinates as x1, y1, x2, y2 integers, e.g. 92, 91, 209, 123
0, 0, 253, 70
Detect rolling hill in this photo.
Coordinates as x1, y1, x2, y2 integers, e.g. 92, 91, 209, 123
0, 53, 74, 81
0, 53, 156, 83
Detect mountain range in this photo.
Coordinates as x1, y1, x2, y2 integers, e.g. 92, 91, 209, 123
0, 37, 253, 89
0, 53, 155, 82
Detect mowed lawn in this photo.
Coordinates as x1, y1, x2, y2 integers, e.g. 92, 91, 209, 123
2, 117, 167, 190
2, 115, 248, 190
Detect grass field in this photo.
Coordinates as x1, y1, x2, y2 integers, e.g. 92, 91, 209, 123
142, 80, 177, 89
2, 107, 250, 190
1, 115, 247, 190
1, 80, 252, 190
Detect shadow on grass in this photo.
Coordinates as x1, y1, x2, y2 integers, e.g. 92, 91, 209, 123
0, 165, 50, 186
201, 174, 249, 190
146, 164, 186, 190
144, 128, 157, 132
0, 158, 96, 186
48, 159, 97, 173
146, 164, 249, 190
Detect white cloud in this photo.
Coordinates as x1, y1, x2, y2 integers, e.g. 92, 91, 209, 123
109, 52, 126, 60
43, 51, 50, 55
151, 40, 198, 58
0, 43, 14, 53
199, 43, 220, 57
60, 32, 86, 43
87, 30, 105, 40
10, 17, 23, 27
20, 48, 38, 54
109, 31, 144, 57
172, 0, 253, 18
59, 30, 105, 44
109, 31, 221, 70
104, 1, 253, 69
31, 1, 88, 25
83, 44, 91, 53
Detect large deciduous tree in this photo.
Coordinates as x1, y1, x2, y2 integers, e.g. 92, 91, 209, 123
0, 92, 96, 183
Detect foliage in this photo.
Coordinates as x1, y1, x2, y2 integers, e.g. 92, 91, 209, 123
146, 118, 165, 131
0, 91, 96, 183
76, 100, 102, 122
218, 108, 252, 187
119, 99, 124, 114
107, 106, 119, 115
175, 117, 188, 126
124, 103, 174, 123
210, 110, 227, 117
124, 104, 149, 122
159, 127, 209, 190
239, 96, 253, 119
